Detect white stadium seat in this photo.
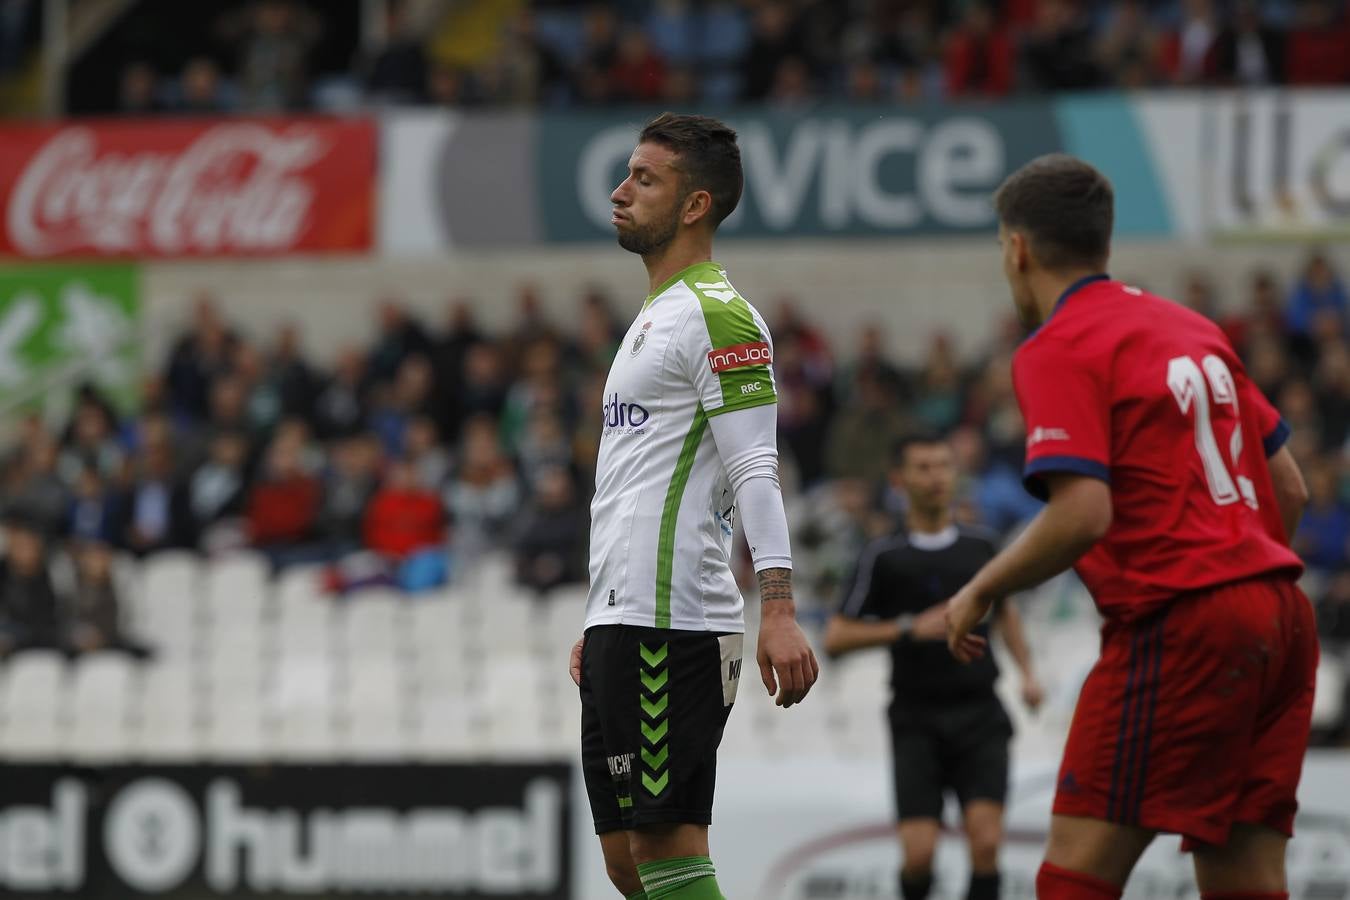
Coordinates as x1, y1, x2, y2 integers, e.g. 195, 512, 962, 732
68, 653, 136, 762
133, 661, 200, 760
0, 651, 69, 759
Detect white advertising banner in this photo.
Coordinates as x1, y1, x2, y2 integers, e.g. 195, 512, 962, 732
576, 753, 1350, 899
1206, 91, 1350, 241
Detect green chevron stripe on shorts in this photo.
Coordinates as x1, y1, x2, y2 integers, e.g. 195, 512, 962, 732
639, 641, 670, 797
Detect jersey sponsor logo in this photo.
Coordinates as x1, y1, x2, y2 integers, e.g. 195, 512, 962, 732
741, 381, 763, 395
1026, 425, 1070, 448
630, 321, 652, 357
708, 341, 772, 374
602, 393, 650, 435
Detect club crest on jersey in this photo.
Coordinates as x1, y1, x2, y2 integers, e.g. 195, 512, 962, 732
631, 321, 653, 357
708, 341, 771, 373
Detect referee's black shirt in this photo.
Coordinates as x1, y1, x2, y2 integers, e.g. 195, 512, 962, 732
838, 525, 1002, 703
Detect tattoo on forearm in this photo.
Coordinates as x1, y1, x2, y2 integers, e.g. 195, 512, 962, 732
758, 567, 793, 603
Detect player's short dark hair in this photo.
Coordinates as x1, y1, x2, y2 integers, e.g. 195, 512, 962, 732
893, 432, 948, 467
639, 112, 743, 229
994, 153, 1114, 271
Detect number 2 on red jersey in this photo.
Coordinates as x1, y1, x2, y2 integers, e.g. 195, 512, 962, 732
1167, 354, 1258, 510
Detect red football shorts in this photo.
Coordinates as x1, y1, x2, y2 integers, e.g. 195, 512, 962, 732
1053, 575, 1318, 847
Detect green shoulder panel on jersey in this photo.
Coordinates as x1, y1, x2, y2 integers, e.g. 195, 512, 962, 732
685, 267, 777, 417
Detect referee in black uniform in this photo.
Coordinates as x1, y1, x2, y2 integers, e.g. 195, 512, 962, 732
825, 434, 1043, 900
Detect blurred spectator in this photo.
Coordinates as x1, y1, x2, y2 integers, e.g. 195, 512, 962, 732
1286, 252, 1348, 340
246, 431, 321, 565
836, 321, 906, 408
313, 347, 369, 440
58, 399, 125, 485
1319, 570, 1350, 645
0, 0, 32, 75
1096, 0, 1162, 88
1159, 0, 1220, 84
314, 433, 380, 556
221, 0, 320, 111
742, 1, 802, 100
913, 333, 964, 432
1214, 1, 1284, 86
369, 355, 437, 457
365, 0, 427, 104
188, 430, 250, 549
164, 295, 237, 422
363, 458, 445, 559
1285, 0, 1350, 85
943, 3, 1013, 97
1315, 343, 1350, 450
69, 467, 119, 546
11, 435, 70, 538
774, 331, 834, 486
769, 56, 816, 106
0, 515, 62, 656
1294, 461, 1350, 571
825, 373, 913, 486
67, 540, 149, 658
513, 465, 588, 595
444, 416, 522, 561
950, 424, 1041, 534
609, 27, 668, 102
368, 301, 435, 387
119, 61, 163, 114
845, 59, 885, 101
177, 57, 226, 113
575, 5, 622, 104
1023, 0, 1104, 90
118, 441, 194, 556
405, 415, 451, 491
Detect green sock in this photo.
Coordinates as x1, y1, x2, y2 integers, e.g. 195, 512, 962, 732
626, 892, 649, 900
636, 856, 725, 900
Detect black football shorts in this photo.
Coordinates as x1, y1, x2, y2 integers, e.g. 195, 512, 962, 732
580, 624, 743, 833
888, 693, 1013, 821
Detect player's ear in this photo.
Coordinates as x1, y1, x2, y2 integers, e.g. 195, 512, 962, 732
1010, 231, 1031, 272
683, 189, 713, 226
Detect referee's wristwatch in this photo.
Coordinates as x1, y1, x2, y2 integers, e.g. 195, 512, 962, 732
895, 614, 916, 643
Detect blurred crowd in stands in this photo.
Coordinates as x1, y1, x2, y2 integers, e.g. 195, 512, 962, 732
8, 0, 1345, 116
1, 249, 1349, 717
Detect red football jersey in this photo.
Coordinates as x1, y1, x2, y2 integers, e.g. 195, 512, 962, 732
1013, 275, 1303, 622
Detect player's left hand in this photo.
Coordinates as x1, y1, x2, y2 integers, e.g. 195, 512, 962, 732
757, 609, 820, 709
1021, 673, 1045, 712
945, 588, 991, 664
569, 636, 584, 687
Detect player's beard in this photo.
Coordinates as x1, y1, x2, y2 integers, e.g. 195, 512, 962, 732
616, 204, 681, 257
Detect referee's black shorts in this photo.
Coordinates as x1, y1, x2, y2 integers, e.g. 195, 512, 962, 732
888, 693, 1013, 821
580, 624, 743, 834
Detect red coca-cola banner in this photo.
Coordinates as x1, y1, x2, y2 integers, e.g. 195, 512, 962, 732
0, 118, 375, 258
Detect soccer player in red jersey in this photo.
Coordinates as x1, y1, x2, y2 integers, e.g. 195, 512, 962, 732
946, 154, 1317, 900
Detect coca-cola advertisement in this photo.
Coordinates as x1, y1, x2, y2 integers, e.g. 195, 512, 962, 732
0, 118, 375, 259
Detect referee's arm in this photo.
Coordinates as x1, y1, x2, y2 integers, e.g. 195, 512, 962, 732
995, 599, 1045, 711
823, 543, 901, 658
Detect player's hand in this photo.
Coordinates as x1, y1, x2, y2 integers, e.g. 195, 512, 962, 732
756, 608, 820, 708
1021, 673, 1045, 712
569, 636, 584, 687
910, 604, 949, 640
945, 588, 991, 664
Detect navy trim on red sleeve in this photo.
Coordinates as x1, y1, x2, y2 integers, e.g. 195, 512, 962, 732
1023, 455, 1111, 500
1262, 418, 1291, 457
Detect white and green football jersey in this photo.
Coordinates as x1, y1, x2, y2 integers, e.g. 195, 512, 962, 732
585, 261, 777, 632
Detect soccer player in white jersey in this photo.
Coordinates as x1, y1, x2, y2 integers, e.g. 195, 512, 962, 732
567, 113, 819, 900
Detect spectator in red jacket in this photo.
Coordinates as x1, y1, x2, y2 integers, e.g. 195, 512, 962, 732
247, 431, 321, 561
943, 3, 1013, 97
363, 458, 445, 560
1285, 0, 1350, 85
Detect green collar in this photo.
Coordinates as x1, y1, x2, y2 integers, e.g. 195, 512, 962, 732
644, 261, 723, 309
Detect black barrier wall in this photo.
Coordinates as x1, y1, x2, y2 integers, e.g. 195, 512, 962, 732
0, 763, 571, 899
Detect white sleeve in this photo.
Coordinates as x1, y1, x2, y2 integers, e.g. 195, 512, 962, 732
706, 402, 793, 572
